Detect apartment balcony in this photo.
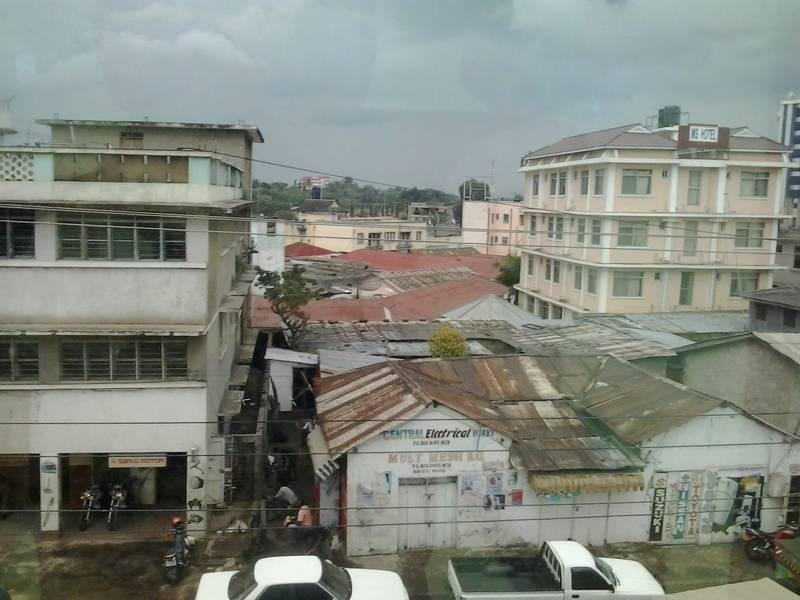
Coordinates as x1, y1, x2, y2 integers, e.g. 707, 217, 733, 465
0, 148, 245, 208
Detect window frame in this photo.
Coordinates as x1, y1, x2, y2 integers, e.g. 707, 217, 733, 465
531, 174, 540, 196
59, 337, 189, 382
735, 222, 764, 248
586, 267, 598, 295
579, 170, 589, 195
576, 218, 586, 244
557, 172, 567, 195
0, 339, 39, 382
621, 169, 652, 196
574, 264, 583, 291
0, 209, 36, 259
593, 169, 605, 196
784, 308, 797, 328
687, 170, 702, 206
683, 222, 698, 256
740, 171, 769, 198
612, 270, 644, 298
617, 221, 649, 248
729, 271, 759, 298
678, 271, 694, 306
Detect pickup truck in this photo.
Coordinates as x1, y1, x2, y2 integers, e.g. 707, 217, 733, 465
195, 555, 409, 600
448, 541, 664, 600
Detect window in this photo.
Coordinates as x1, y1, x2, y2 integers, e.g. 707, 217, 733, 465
617, 221, 649, 247
558, 171, 566, 195
549, 173, 557, 195
576, 218, 586, 243
574, 265, 583, 290
679, 272, 694, 306
621, 169, 652, 195
683, 222, 698, 256
539, 301, 549, 319
383, 231, 395, 240
785, 309, 797, 328
730, 271, 759, 297
544, 259, 561, 283
60, 338, 188, 381
356, 232, 365, 244
0, 209, 35, 258
552, 305, 563, 319
612, 271, 644, 297
547, 217, 555, 240
415, 231, 422, 241
501, 236, 509, 244
502, 213, 509, 224
593, 169, 605, 195
587, 267, 598, 294
793, 246, 800, 269
527, 256, 534, 276
529, 215, 537, 235
526, 295, 536, 313
58, 215, 186, 261
531, 174, 539, 196
0, 339, 39, 382
555, 217, 564, 240
519, 216, 525, 227
580, 170, 589, 195
687, 170, 702, 205
741, 171, 769, 197
755, 304, 767, 321
735, 222, 764, 248
571, 568, 612, 592
591, 220, 602, 246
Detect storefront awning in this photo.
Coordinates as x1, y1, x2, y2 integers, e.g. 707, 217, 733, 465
307, 428, 339, 481
528, 471, 644, 495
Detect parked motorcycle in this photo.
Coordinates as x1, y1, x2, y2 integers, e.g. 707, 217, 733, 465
106, 484, 127, 531
741, 516, 799, 561
163, 517, 197, 584
78, 484, 103, 531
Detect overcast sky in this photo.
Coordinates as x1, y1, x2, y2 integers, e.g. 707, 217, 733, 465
2, 0, 798, 196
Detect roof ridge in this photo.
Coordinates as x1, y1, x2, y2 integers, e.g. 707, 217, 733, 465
559, 123, 641, 141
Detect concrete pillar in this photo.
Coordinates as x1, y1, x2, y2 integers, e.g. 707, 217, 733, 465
39, 455, 59, 532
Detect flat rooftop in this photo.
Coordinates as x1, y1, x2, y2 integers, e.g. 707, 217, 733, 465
35, 118, 264, 142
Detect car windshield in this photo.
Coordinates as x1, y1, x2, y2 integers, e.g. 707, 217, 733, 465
320, 560, 352, 599
228, 564, 258, 600
594, 559, 617, 587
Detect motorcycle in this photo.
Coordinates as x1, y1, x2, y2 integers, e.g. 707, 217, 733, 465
163, 517, 197, 584
741, 515, 799, 562
78, 484, 103, 531
106, 484, 127, 531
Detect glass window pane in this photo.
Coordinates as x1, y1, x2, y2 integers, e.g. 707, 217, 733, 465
164, 340, 188, 379
9, 211, 35, 257
0, 342, 11, 381
110, 217, 135, 260
138, 340, 163, 379
136, 218, 162, 260
111, 341, 137, 380
61, 342, 86, 380
85, 341, 111, 380
85, 217, 109, 259
58, 221, 83, 259
14, 342, 39, 381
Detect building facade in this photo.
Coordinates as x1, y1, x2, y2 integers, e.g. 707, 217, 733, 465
0, 119, 262, 532
461, 200, 526, 256
779, 94, 800, 217
515, 123, 790, 320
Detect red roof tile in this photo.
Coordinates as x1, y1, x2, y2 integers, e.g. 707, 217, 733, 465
284, 242, 335, 258
250, 275, 507, 327
334, 249, 501, 280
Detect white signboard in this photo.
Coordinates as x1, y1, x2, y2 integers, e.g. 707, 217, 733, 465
689, 125, 719, 143
108, 455, 167, 468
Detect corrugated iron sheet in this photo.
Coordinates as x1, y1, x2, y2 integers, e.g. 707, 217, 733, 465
754, 332, 800, 367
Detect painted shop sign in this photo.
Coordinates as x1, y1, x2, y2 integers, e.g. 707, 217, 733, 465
381, 427, 494, 447
387, 451, 484, 475
108, 455, 167, 468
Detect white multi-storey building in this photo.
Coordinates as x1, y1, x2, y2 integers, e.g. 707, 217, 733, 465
514, 123, 791, 320
0, 119, 263, 532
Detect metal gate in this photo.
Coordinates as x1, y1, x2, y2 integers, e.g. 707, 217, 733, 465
398, 477, 457, 550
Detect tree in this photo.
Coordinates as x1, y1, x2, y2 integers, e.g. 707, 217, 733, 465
496, 255, 520, 287
429, 325, 468, 358
255, 266, 316, 349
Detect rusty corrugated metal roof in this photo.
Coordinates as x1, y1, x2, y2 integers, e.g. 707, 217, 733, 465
314, 355, 642, 470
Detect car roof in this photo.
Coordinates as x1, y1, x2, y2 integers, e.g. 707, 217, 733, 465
547, 541, 596, 569
254, 556, 323, 587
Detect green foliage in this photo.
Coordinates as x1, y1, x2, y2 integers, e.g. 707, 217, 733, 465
255, 266, 316, 349
496, 255, 521, 287
429, 325, 469, 359
252, 178, 458, 218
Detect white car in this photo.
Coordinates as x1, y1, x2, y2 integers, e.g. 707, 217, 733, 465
195, 555, 410, 600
